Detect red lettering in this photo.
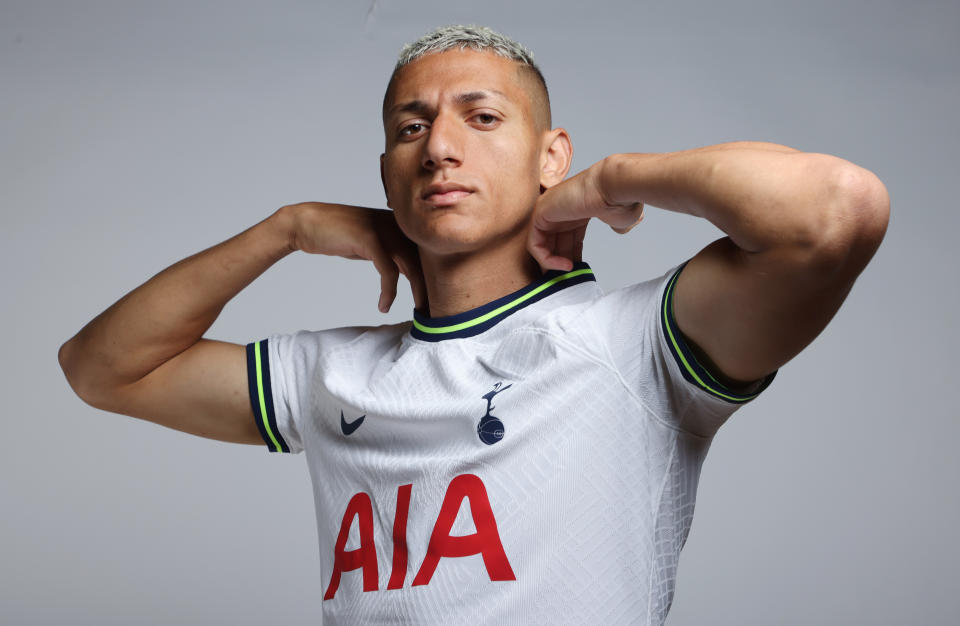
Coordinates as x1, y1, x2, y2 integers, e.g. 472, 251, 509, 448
412, 473, 516, 586
325, 475, 515, 598
387, 483, 413, 590
323, 492, 379, 600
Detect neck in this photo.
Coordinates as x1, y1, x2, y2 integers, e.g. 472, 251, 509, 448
419, 243, 543, 318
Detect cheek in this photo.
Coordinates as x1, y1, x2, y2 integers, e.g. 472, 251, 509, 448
486, 143, 541, 207
383, 156, 403, 187
392, 210, 419, 243
384, 146, 415, 175
383, 160, 417, 211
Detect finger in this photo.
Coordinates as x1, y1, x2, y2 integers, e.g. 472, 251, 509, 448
377, 263, 400, 313
530, 228, 573, 272
542, 254, 574, 272
558, 223, 587, 265
376, 210, 428, 311
556, 229, 577, 267
609, 203, 645, 234
394, 253, 429, 312
527, 227, 557, 271
573, 223, 587, 262
365, 238, 399, 313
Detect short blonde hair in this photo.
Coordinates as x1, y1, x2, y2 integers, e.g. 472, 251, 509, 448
383, 24, 550, 127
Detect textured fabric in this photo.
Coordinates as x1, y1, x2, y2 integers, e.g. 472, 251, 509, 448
246, 263, 773, 625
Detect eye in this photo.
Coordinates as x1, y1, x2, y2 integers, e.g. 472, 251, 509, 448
472, 113, 500, 127
399, 122, 427, 137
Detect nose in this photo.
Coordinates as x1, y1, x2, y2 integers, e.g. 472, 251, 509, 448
421, 112, 463, 171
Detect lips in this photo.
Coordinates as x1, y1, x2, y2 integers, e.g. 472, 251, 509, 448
421, 182, 473, 206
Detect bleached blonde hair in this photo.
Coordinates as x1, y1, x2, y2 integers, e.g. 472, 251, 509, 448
383, 24, 550, 126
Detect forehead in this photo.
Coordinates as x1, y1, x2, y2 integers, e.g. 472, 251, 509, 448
385, 49, 530, 115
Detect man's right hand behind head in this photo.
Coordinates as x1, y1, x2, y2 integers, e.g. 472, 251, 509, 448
281, 202, 427, 313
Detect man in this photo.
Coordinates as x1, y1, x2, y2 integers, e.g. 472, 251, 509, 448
59, 25, 889, 624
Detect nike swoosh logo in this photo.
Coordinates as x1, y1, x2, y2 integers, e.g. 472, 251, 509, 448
340, 410, 366, 436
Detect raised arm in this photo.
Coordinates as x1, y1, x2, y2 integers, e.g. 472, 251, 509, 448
529, 141, 890, 385
58, 203, 425, 443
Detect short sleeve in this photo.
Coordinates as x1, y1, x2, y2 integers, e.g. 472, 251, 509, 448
579, 263, 776, 438
245, 334, 305, 454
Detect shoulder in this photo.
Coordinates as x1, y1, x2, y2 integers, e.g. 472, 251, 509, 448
554, 265, 679, 333
493, 267, 678, 373
263, 321, 413, 366
532, 265, 690, 383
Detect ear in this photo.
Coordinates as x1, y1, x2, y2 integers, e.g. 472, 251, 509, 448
539, 128, 573, 192
380, 153, 392, 208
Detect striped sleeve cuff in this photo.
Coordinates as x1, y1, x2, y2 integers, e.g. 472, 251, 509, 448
246, 339, 292, 453
660, 264, 776, 404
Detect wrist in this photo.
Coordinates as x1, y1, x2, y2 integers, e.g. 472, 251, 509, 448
272, 203, 316, 254
595, 153, 635, 208
599, 152, 675, 208
267, 203, 305, 255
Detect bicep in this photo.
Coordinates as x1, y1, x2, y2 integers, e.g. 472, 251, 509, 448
673, 236, 859, 385
103, 339, 262, 445
672, 156, 889, 385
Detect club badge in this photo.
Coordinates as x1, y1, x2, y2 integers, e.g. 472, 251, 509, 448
477, 381, 512, 445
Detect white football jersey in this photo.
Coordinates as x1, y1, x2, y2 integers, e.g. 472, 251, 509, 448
246, 262, 773, 625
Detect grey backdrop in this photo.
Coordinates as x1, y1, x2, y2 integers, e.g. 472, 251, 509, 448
3, 1, 957, 624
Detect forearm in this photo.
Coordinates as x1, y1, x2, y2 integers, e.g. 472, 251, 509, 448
600, 142, 882, 256
59, 207, 295, 398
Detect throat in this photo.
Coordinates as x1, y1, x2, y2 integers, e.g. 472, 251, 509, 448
421, 249, 543, 318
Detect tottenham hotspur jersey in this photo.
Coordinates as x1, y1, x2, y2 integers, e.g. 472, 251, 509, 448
245, 262, 774, 625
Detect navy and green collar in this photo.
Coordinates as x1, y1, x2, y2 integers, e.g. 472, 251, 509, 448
410, 262, 596, 342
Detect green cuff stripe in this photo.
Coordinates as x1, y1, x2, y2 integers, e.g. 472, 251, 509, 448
254, 342, 285, 451
661, 265, 775, 404
246, 340, 290, 453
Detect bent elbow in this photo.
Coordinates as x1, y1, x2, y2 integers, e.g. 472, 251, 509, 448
846, 166, 890, 252
58, 337, 79, 390
802, 164, 890, 278
59, 337, 90, 404
59, 338, 109, 409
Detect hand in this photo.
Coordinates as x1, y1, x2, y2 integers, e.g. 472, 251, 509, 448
283, 202, 427, 313
527, 158, 645, 272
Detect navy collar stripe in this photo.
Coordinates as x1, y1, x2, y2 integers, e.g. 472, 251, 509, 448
411, 262, 596, 342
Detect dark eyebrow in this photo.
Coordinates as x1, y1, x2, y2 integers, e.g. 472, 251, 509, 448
386, 90, 508, 119
453, 90, 507, 105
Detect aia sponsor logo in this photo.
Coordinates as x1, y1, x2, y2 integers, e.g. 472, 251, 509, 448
323, 474, 515, 600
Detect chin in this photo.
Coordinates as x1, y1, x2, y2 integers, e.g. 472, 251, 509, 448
398, 204, 532, 257
416, 224, 488, 256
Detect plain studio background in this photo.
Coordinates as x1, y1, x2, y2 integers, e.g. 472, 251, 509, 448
2, 1, 957, 624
